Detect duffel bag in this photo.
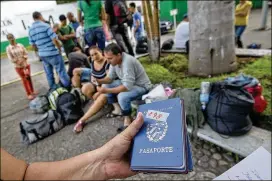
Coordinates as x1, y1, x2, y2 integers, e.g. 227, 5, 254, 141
20, 110, 64, 145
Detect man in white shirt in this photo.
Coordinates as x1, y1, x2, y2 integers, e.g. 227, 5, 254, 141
76, 17, 86, 51
174, 13, 189, 53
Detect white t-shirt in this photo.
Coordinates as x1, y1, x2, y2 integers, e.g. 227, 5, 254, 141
174, 21, 189, 49
76, 25, 85, 48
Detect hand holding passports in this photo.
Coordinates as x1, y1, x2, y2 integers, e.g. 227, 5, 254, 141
130, 98, 194, 173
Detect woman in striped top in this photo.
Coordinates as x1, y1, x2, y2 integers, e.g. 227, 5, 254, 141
72, 46, 110, 100
6, 33, 37, 100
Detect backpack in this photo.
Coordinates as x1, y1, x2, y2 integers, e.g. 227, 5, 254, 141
56, 92, 84, 125
20, 110, 64, 145
161, 39, 174, 50
48, 87, 68, 110
112, 0, 129, 25
29, 95, 50, 114
70, 87, 87, 106
206, 82, 254, 136
136, 36, 148, 54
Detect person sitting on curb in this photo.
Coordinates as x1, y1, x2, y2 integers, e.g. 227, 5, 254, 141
72, 46, 110, 100
67, 47, 91, 79
73, 43, 151, 133
174, 13, 190, 54
1, 113, 144, 180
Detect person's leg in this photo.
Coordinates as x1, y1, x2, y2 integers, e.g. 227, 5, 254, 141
73, 93, 108, 133
84, 28, 96, 47
72, 68, 83, 88
81, 83, 96, 100
24, 64, 36, 95
110, 26, 128, 53
120, 24, 135, 56
15, 67, 33, 99
185, 40, 189, 54
235, 26, 246, 48
94, 26, 106, 51
117, 86, 147, 129
40, 56, 57, 90
53, 54, 71, 89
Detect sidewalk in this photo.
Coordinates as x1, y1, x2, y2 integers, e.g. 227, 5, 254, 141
1, 73, 237, 180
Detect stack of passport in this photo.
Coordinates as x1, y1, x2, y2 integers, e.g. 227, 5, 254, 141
130, 98, 193, 173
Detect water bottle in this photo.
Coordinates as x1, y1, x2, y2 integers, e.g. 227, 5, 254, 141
200, 82, 211, 110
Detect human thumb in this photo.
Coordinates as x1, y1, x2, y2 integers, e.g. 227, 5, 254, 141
120, 112, 144, 141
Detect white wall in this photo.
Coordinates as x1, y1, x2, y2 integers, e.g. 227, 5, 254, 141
1, 1, 78, 41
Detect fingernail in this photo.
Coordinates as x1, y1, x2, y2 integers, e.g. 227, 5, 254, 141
136, 112, 142, 119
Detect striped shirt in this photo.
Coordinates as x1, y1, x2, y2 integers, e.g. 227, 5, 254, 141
29, 20, 59, 57
6, 43, 28, 68
91, 60, 110, 79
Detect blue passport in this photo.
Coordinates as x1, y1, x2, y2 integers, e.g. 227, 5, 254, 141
130, 98, 194, 173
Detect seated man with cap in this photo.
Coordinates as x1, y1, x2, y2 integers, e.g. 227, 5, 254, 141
174, 13, 190, 53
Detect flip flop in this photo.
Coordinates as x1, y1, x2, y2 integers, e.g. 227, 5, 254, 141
106, 112, 122, 118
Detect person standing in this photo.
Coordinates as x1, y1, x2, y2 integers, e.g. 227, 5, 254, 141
67, 12, 80, 32
29, 11, 70, 90
77, 0, 106, 51
129, 2, 144, 43
58, 14, 76, 57
105, 0, 135, 56
235, 0, 252, 48
6, 33, 37, 100
76, 17, 88, 52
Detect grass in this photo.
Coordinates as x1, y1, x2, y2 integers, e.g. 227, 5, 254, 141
139, 54, 272, 124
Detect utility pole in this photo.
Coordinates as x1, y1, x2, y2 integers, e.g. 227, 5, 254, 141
259, 0, 269, 30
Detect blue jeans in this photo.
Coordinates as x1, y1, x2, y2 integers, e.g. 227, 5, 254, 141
84, 26, 105, 50
104, 80, 148, 116
41, 54, 70, 90
235, 26, 246, 37
235, 26, 246, 48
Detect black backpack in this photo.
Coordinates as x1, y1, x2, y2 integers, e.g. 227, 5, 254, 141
56, 92, 84, 125
206, 82, 254, 136
136, 36, 148, 54
161, 39, 174, 50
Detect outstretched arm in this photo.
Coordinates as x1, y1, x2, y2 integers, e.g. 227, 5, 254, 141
1, 113, 144, 180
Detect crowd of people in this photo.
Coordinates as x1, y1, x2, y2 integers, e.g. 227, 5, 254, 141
6, 0, 148, 133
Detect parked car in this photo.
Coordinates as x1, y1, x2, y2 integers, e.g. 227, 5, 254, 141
160, 20, 173, 34
141, 16, 173, 35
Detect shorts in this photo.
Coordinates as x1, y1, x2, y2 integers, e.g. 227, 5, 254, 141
80, 68, 92, 82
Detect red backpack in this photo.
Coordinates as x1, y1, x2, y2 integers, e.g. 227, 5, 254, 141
112, 0, 129, 25
245, 84, 267, 113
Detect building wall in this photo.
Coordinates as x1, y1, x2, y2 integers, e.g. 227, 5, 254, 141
1, 1, 78, 53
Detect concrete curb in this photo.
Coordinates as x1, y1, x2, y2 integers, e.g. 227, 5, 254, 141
1, 70, 45, 87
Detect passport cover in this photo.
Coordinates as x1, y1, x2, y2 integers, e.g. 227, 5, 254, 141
130, 98, 193, 173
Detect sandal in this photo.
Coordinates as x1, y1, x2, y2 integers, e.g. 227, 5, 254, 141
73, 121, 85, 133
117, 125, 128, 133
106, 112, 122, 118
